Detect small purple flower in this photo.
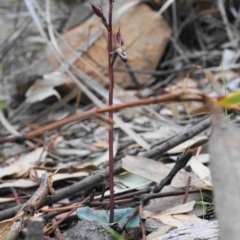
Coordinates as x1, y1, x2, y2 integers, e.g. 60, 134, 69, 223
110, 47, 128, 64
89, 3, 104, 18
110, 28, 128, 65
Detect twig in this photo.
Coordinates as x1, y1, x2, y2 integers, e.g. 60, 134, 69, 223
49, 208, 76, 235
52, 218, 65, 240
8, 173, 49, 240
144, 117, 210, 159
0, 90, 204, 144
119, 208, 138, 233
90, 198, 133, 206
100, 181, 107, 202
139, 203, 146, 240
115, 189, 200, 201
10, 187, 21, 206
182, 176, 192, 204
153, 148, 193, 193
89, 188, 96, 203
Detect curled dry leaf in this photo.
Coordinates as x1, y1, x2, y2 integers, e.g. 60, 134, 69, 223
25, 72, 74, 103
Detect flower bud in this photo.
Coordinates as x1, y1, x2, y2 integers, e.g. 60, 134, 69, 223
115, 28, 122, 47
89, 3, 104, 18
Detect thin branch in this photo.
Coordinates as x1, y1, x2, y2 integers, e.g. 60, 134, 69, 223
0, 90, 204, 144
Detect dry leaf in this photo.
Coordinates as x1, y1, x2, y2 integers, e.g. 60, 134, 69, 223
87, 135, 118, 166
143, 192, 201, 218
155, 214, 206, 228
52, 172, 89, 182
92, 141, 109, 148
26, 72, 74, 103
204, 71, 223, 95
0, 213, 23, 240
190, 157, 212, 187
0, 198, 16, 203
165, 77, 198, 92
55, 148, 90, 157
0, 179, 38, 189
146, 225, 173, 240
122, 155, 203, 188
152, 220, 218, 240
33, 170, 89, 183
167, 135, 208, 154
48, 173, 55, 195
152, 201, 196, 217
0, 220, 13, 240
0, 148, 47, 178
208, 99, 240, 239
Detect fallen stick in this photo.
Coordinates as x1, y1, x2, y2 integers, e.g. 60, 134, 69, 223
0, 90, 202, 144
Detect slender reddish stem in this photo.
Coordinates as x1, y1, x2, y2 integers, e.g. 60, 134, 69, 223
108, 0, 114, 223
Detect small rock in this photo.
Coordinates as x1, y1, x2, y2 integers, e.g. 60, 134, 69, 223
63, 220, 115, 240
